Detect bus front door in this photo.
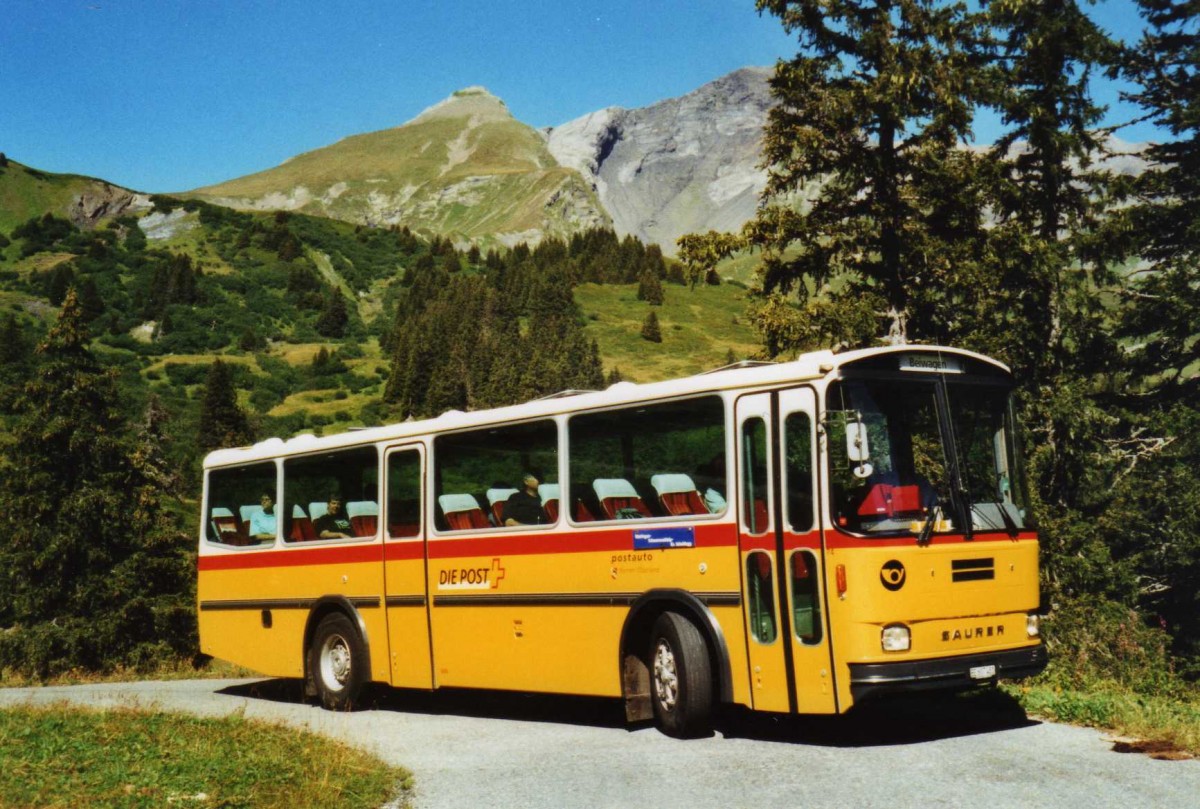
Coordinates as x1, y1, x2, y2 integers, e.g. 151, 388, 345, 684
736, 391, 837, 715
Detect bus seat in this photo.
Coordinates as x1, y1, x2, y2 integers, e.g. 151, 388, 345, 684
309, 502, 329, 520
290, 504, 317, 542
538, 483, 560, 522
346, 500, 379, 536
486, 488, 518, 526
573, 499, 596, 522
239, 504, 262, 538
753, 552, 772, 580
593, 478, 652, 520
857, 483, 923, 518
744, 498, 769, 534
438, 493, 488, 531
650, 473, 707, 516
210, 507, 243, 544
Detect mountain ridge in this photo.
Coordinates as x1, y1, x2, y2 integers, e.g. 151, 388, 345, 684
186, 85, 609, 248
546, 66, 775, 255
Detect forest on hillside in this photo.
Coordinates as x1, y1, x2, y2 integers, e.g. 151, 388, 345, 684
0, 192, 690, 673
0, 0, 1196, 709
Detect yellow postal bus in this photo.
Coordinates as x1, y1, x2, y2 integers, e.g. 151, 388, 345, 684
198, 345, 1046, 736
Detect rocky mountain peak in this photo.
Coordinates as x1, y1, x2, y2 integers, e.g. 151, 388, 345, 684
546, 67, 775, 255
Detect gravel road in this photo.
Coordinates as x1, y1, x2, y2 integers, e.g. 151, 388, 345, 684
2, 678, 1197, 808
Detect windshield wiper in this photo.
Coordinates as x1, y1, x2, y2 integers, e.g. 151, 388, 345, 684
964, 492, 1022, 535
997, 501, 1020, 536
917, 498, 943, 546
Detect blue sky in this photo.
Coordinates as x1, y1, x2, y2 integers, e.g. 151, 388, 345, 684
2, 0, 1155, 193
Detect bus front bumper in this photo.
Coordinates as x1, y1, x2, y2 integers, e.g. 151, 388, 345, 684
849, 644, 1048, 701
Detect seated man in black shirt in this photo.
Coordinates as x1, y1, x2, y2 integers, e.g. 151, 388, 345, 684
503, 472, 547, 526
315, 493, 354, 538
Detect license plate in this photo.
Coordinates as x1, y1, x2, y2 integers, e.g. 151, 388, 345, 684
969, 664, 997, 680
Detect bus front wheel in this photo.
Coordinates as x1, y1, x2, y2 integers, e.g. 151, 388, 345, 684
309, 612, 366, 711
648, 612, 713, 738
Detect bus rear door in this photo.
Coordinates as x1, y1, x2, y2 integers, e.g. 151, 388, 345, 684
736, 390, 837, 715
383, 444, 434, 689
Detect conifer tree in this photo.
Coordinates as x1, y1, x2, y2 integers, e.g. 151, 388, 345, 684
0, 291, 194, 675
983, 0, 1126, 525
198, 359, 254, 453
749, 0, 989, 346
637, 270, 665, 305
315, 290, 350, 338
1111, 0, 1200, 659
77, 276, 106, 322
0, 313, 28, 369
46, 264, 75, 306
641, 311, 663, 343
1120, 0, 1200, 405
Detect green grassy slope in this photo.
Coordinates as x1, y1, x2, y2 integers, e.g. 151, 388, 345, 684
577, 282, 761, 382
0, 161, 114, 234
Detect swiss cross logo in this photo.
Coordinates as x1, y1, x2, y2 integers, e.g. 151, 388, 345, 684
490, 557, 506, 589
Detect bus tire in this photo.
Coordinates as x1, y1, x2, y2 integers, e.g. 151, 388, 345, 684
648, 612, 713, 738
309, 612, 367, 711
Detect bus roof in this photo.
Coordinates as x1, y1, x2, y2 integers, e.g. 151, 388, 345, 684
203, 344, 1008, 469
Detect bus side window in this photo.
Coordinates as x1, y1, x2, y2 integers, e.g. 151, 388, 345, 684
746, 551, 777, 643
785, 413, 815, 532
387, 449, 422, 539
741, 417, 768, 534
568, 396, 726, 525
283, 446, 379, 542
790, 550, 822, 644
205, 461, 277, 547
433, 420, 559, 532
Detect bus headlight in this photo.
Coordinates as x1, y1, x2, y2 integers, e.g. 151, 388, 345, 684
882, 624, 911, 652
1027, 614, 1040, 638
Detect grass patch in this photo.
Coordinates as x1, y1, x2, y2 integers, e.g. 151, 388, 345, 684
1005, 682, 1200, 759
0, 659, 256, 689
0, 704, 410, 808
577, 282, 760, 382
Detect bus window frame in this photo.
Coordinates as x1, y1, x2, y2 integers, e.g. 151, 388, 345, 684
384, 444, 425, 542
782, 408, 817, 535
279, 444, 384, 547
429, 416, 562, 537
202, 458, 282, 551
564, 392, 733, 529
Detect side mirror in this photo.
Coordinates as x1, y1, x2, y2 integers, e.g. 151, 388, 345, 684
846, 420, 870, 463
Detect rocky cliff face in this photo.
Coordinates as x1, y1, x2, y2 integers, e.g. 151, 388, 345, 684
70, 184, 151, 229
546, 67, 774, 255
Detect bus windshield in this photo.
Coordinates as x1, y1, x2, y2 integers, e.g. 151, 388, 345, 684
827, 377, 1031, 537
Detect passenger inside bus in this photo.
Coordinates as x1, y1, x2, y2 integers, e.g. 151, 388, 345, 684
314, 494, 354, 539
503, 472, 548, 526
249, 491, 277, 542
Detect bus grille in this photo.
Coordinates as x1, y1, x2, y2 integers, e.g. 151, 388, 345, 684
952, 558, 995, 582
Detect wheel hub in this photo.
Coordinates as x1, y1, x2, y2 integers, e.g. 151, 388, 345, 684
652, 639, 679, 712
322, 634, 352, 686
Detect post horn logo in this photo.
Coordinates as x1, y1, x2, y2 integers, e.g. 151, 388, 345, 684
880, 560, 906, 591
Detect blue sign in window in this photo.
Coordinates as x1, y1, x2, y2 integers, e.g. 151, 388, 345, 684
633, 526, 695, 550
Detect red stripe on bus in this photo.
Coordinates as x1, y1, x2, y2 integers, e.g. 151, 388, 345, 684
197, 543, 384, 571
425, 523, 737, 559
198, 524, 740, 570
822, 531, 1038, 550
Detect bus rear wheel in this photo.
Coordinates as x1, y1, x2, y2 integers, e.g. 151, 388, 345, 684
648, 612, 713, 738
309, 612, 367, 711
